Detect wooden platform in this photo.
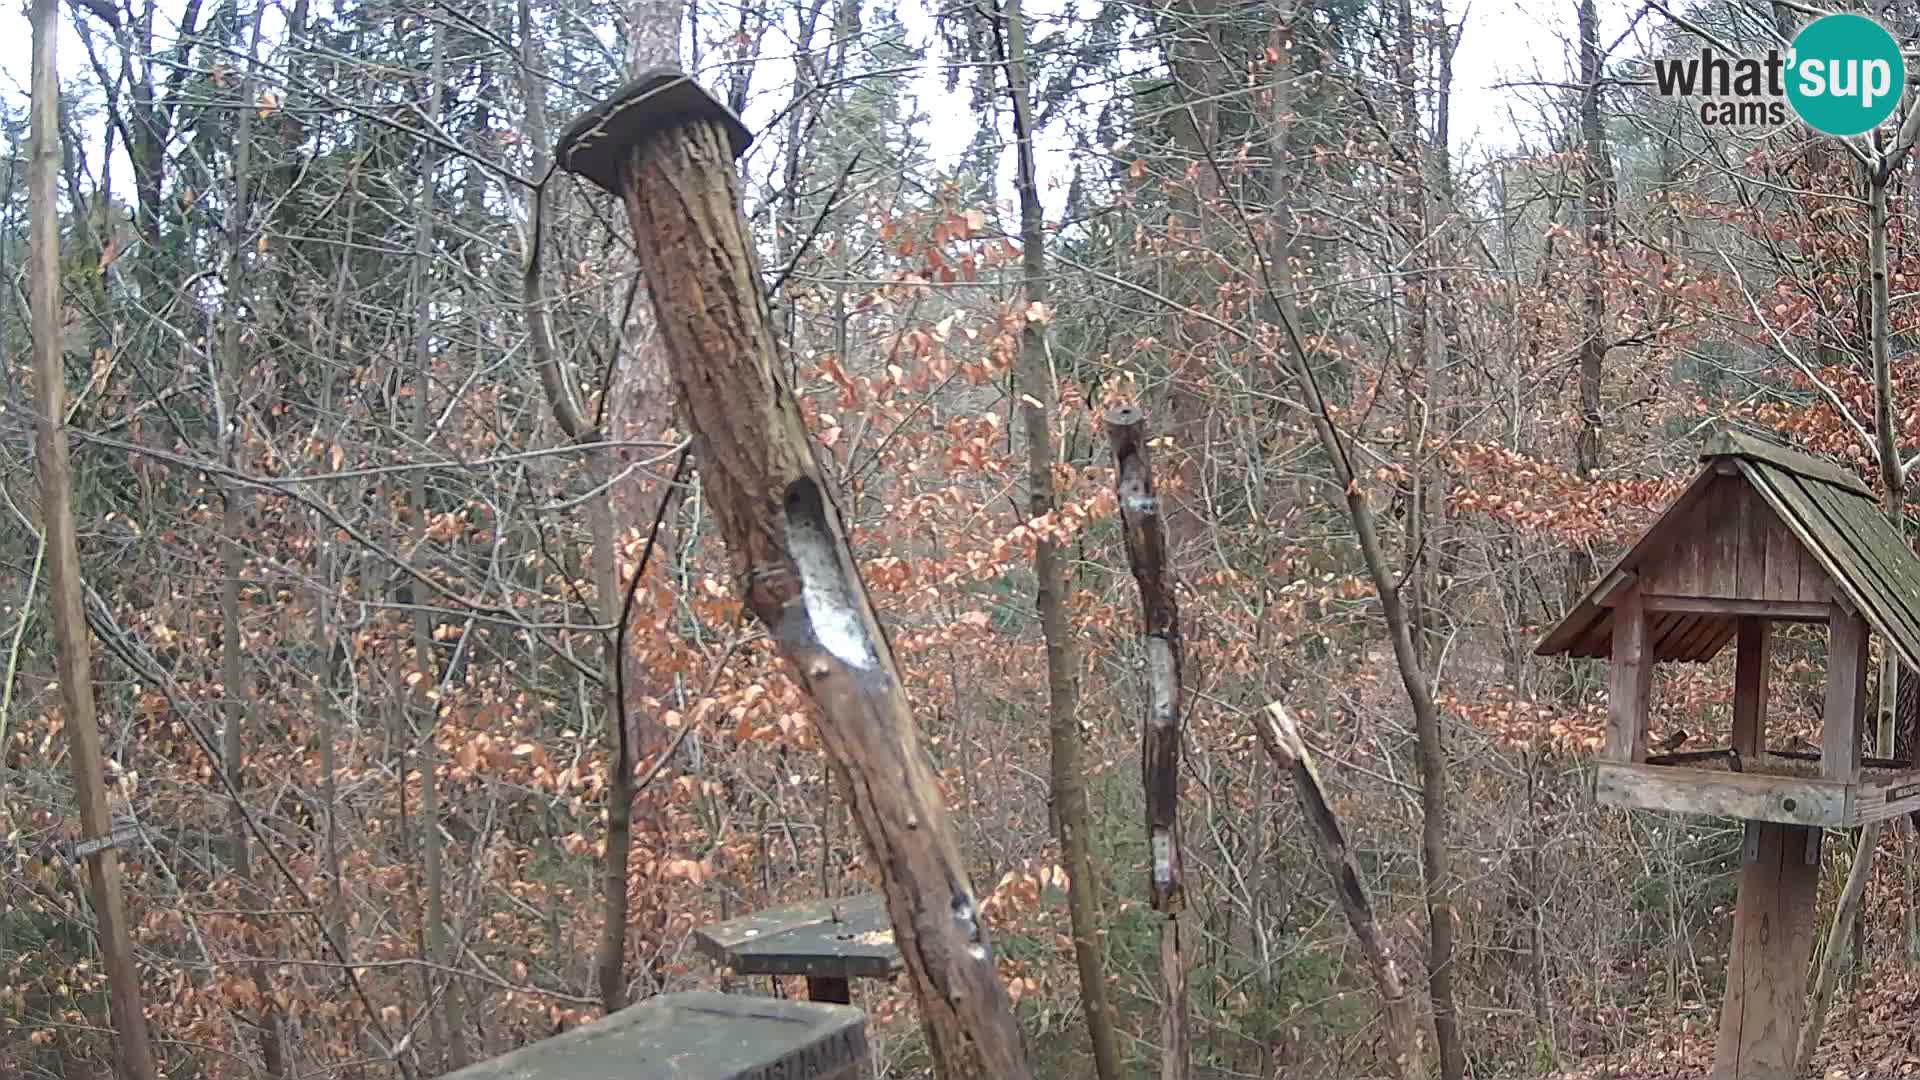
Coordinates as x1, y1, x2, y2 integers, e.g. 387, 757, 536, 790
438, 991, 867, 1080
1597, 760, 1920, 827
694, 893, 902, 981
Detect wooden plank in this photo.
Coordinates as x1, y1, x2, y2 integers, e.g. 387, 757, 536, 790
1608, 590, 1653, 763
1640, 596, 1830, 621
1819, 486, 1920, 673
1849, 770, 1920, 824
1733, 617, 1768, 758
1734, 482, 1766, 598
1704, 427, 1875, 498
1677, 613, 1731, 662
1712, 823, 1821, 1080
1823, 606, 1869, 784
1787, 472, 1920, 673
1594, 762, 1848, 827
1705, 476, 1741, 598
1742, 465, 1895, 655
1763, 500, 1803, 602
1697, 621, 1740, 664
440, 991, 869, 1080
1537, 466, 1721, 658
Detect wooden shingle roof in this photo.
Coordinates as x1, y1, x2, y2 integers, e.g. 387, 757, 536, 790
1537, 429, 1920, 672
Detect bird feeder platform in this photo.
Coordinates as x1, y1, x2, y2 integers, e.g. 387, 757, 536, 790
438, 991, 867, 1080
692, 892, 903, 1004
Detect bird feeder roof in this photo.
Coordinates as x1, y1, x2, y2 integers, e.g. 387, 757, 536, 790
1537, 428, 1920, 672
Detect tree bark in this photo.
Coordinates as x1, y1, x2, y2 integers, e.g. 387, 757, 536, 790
1256, 704, 1429, 1079
572, 95, 1032, 1079
407, 21, 468, 1069
1108, 407, 1188, 1080
1568, 0, 1613, 607
213, 6, 286, 1072
29, 0, 159, 1072
998, 5, 1124, 1077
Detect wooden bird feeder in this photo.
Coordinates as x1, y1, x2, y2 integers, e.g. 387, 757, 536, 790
693, 892, 904, 1005
439, 991, 868, 1080
1539, 428, 1920, 1078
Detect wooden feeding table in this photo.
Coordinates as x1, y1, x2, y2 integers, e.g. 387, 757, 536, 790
693, 892, 904, 1004
1539, 428, 1920, 1078
438, 991, 867, 1079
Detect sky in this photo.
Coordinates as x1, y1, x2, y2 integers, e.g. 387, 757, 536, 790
0, 0, 1638, 213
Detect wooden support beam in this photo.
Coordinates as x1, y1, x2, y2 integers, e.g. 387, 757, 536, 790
1640, 596, 1832, 621
1824, 606, 1869, 784
554, 71, 1029, 1080
1608, 589, 1653, 763
1713, 824, 1819, 1079
1733, 617, 1768, 760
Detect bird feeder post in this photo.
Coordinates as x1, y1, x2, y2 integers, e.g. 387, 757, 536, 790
553, 71, 1031, 1080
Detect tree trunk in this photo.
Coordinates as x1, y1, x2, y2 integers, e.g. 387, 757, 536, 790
999, 5, 1124, 1078
559, 84, 1033, 1079
213, 6, 286, 1072
407, 21, 468, 1069
29, 0, 160, 1072
1108, 407, 1188, 1080
1260, 232, 1462, 1080
1568, 0, 1613, 606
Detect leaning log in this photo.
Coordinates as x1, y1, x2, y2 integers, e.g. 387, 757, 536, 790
1256, 703, 1428, 1080
554, 71, 1030, 1080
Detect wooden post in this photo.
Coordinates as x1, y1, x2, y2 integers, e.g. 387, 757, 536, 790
1824, 607, 1868, 784
28, 1, 160, 1076
1107, 407, 1189, 1080
555, 72, 1030, 1080
1713, 823, 1820, 1079
1732, 617, 1768, 759
1607, 589, 1652, 762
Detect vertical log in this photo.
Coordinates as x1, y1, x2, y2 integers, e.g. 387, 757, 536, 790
556, 73, 1030, 1080
1107, 407, 1188, 1079
28, 0, 159, 1072
1607, 590, 1652, 763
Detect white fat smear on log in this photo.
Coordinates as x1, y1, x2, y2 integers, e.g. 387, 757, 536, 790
783, 477, 877, 671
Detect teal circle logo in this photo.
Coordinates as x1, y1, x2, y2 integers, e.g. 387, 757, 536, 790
1787, 14, 1905, 137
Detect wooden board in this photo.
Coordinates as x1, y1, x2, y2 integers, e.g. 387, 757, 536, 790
1713, 823, 1819, 1080
440, 991, 868, 1080
693, 893, 903, 981
1638, 477, 1829, 604
1850, 769, 1920, 823
1594, 762, 1850, 827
